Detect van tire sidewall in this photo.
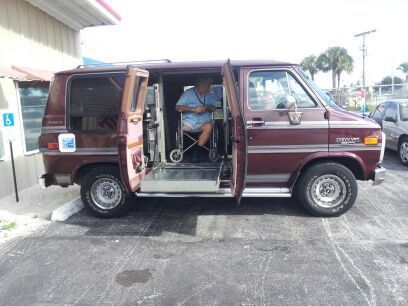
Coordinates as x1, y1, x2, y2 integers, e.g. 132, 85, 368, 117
297, 162, 357, 217
398, 137, 408, 166
80, 166, 135, 218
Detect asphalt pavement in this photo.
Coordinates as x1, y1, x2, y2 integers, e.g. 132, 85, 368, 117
0, 150, 407, 305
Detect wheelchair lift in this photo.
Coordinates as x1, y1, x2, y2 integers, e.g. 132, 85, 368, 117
140, 162, 223, 193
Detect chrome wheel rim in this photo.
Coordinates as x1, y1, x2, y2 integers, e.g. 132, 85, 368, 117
400, 142, 408, 162
90, 178, 122, 210
310, 174, 346, 208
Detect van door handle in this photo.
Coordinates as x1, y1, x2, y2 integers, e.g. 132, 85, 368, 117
251, 117, 265, 127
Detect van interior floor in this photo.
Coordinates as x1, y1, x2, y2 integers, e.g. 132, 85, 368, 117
140, 162, 223, 193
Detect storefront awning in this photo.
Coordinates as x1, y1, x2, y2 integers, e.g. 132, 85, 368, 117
25, 0, 121, 31
0, 65, 54, 81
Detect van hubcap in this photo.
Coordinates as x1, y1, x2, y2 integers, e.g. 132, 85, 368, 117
400, 142, 408, 162
91, 178, 122, 210
311, 174, 346, 208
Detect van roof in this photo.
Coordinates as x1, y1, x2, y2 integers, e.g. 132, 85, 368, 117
56, 60, 295, 75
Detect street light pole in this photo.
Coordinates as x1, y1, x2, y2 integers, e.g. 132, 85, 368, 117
354, 29, 376, 112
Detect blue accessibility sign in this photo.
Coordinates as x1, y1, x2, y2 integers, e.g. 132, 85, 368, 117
3, 113, 15, 127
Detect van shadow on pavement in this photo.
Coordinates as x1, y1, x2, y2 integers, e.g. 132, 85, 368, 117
65, 196, 309, 237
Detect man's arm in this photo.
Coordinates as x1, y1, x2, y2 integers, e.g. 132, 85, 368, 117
175, 105, 198, 113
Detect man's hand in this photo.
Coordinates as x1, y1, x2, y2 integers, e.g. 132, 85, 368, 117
195, 105, 206, 113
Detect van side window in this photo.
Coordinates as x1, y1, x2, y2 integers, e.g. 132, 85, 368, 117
69, 76, 123, 131
248, 71, 316, 110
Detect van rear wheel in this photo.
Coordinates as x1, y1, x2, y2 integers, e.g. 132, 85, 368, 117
296, 162, 357, 217
80, 166, 135, 218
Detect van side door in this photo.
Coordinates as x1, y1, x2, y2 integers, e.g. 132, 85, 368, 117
243, 67, 329, 187
222, 60, 247, 202
117, 66, 149, 192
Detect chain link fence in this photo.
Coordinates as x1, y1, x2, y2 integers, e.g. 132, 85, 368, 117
325, 84, 408, 112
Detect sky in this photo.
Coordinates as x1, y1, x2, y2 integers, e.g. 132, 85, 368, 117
81, 0, 408, 89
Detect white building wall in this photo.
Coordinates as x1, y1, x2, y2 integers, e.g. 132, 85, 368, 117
0, 0, 81, 70
0, 0, 82, 198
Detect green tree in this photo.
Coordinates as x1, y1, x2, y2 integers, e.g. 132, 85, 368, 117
316, 47, 354, 89
398, 62, 408, 82
300, 55, 318, 80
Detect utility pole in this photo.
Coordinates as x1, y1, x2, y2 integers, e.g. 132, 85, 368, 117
354, 29, 376, 112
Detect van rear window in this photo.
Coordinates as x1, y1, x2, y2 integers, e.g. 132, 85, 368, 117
69, 76, 123, 131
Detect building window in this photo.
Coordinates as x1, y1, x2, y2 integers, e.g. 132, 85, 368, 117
18, 81, 49, 153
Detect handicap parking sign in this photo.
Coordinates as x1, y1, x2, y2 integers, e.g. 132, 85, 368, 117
2, 113, 15, 127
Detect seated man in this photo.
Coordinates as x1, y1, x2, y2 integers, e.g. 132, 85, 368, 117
175, 76, 218, 162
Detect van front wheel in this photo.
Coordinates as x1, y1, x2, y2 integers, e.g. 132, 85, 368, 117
296, 162, 357, 217
80, 166, 135, 218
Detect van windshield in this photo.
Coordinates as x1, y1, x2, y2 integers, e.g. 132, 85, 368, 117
296, 67, 334, 106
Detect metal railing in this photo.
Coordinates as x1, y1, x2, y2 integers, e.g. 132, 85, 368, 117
325, 83, 408, 111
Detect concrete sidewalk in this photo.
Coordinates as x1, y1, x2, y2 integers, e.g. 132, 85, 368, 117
0, 184, 80, 219
0, 184, 80, 245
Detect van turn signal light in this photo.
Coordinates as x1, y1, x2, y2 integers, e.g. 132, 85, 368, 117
364, 137, 378, 145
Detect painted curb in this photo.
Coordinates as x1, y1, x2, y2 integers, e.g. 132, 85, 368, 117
51, 197, 84, 222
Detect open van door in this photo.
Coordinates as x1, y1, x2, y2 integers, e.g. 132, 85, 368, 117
117, 66, 149, 192
222, 60, 247, 203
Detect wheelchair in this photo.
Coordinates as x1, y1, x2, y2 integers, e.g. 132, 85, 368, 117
169, 112, 219, 163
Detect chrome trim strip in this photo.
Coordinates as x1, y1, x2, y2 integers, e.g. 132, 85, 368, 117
248, 144, 328, 154
246, 120, 378, 130
137, 187, 292, 198
246, 173, 290, 183
40, 148, 118, 155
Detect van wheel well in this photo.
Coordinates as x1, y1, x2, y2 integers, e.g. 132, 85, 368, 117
295, 157, 364, 185
74, 163, 119, 185
399, 134, 408, 146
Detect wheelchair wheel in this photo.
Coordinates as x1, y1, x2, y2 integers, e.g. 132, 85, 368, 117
209, 148, 219, 162
170, 149, 183, 163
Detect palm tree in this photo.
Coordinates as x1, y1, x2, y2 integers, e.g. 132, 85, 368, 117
316, 47, 354, 89
398, 62, 408, 82
336, 53, 353, 88
300, 55, 318, 80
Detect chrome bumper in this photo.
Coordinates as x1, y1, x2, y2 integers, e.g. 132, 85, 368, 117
38, 174, 50, 189
372, 165, 386, 186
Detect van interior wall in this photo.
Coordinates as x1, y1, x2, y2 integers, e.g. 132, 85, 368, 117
162, 72, 224, 155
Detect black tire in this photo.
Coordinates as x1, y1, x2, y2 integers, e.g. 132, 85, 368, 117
398, 136, 408, 166
80, 166, 135, 218
296, 162, 358, 217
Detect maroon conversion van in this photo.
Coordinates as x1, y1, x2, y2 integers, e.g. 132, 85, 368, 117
38, 60, 386, 218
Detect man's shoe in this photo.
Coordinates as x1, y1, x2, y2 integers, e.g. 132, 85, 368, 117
191, 149, 199, 163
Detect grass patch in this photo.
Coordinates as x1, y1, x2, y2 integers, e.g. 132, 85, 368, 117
0, 221, 17, 231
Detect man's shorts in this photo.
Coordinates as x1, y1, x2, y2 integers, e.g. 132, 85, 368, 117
182, 121, 212, 132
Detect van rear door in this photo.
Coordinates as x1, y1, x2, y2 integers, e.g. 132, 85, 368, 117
117, 66, 149, 192
222, 60, 247, 203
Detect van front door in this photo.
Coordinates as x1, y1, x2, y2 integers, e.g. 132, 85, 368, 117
117, 66, 149, 192
222, 60, 247, 202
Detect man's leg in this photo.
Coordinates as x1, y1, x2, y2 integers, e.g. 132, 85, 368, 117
198, 122, 213, 146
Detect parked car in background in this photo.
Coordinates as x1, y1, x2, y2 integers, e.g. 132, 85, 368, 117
369, 99, 408, 165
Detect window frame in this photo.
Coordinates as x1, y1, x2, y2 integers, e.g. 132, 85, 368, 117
246, 68, 320, 112
16, 81, 49, 155
66, 73, 125, 133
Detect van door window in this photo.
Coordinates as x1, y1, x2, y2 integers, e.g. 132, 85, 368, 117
69, 76, 123, 131
248, 71, 316, 110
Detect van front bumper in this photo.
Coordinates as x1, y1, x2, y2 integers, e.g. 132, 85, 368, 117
372, 165, 386, 186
